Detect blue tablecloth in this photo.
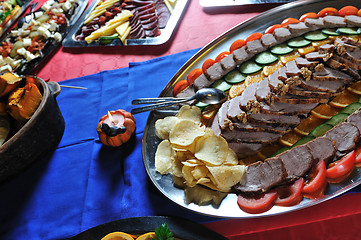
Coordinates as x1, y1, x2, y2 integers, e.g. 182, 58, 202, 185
0, 48, 222, 240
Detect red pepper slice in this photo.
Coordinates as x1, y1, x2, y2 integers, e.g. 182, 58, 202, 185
202, 59, 216, 74
229, 39, 246, 53
237, 190, 277, 214
245, 33, 263, 43
186, 68, 203, 85
264, 24, 282, 34
299, 12, 318, 22
302, 160, 326, 195
172, 80, 189, 97
275, 178, 304, 207
215, 51, 230, 63
318, 7, 338, 17
326, 151, 355, 182
338, 6, 359, 17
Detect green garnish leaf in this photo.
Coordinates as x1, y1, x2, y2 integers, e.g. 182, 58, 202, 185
151, 223, 174, 240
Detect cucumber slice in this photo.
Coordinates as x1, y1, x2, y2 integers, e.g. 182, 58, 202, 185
287, 37, 311, 48
270, 44, 294, 55
99, 34, 119, 44
339, 102, 361, 115
309, 123, 333, 138
195, 101, 209, 109
292, 136, 315, 147
337, 27, 359, 35
322, 28, 340, 36
255, 51, 278, 65
304, 31, 328, 41
211, 79, 232, 92
326, 113, 349, 126
225, 70, 246, 84
239, 60, 263, 75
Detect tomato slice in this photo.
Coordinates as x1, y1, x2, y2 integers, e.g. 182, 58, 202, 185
172, 80, 189, 97
264, 24, 282, 34
358, 9, 361, 17
338, 6, 359, 16
202, 59, 216, 74
237, 191, 277, 214
299, 12, 318, 22
229, 39, 246, 53
245, 33, 263, 43
302, 160, 327, 194
215, 51, 230, 63
186, 68, 203, 85
326, 151, 355, 182
318, 7, 338, 17
275, 178, 304, 207
355, 146, 361, 166
281, 18, 300, 27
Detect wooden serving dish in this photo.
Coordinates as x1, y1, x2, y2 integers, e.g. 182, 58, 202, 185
0, 77, 65, 183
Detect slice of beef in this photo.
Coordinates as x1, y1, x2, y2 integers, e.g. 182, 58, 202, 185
340, 37, 361, 49
154, 0, 170, 28
211, 111, 221, 136
305, 52, 332, 62
255, 77, 273, 104
277, 145, 315, 180
299, 79, 346, 93
175, 85, 195, 99
248, 112, 305, 127
285, 60, 302, 77
220, 53, 237, 72
239, 82, 258, 111
332, 54, 361, 71
287, 22, 309, 37
234, 157, 288, 193
346, 110, 361, 133
325, 122, 360, 154
273, 27, 292, 42
312, 67, 353, 83
246, 39, 267, 55
323, 15, 347, 28
268, 69, 285, 91
327, 58, 361, 80
319, 44, 335, 54
342, 49, 361, 65
226, 96, 246, 122
304, 17, 325, 30
306, 137, 336, 165
288, 86, 335, 99
344, 15, 361, 27
261, 33, 277, 48
259, 101, 319, 115
193, 73, 212, 90
233, 46, 254, 64
220, 124, 282, 143
205, 62, 227, 82
273, 93, 328, 104
228, 142, 264, 159
217, 101, 230, 129
294, 57, 318, 69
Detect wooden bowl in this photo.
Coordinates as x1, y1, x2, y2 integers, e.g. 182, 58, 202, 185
0, 76, 65, 183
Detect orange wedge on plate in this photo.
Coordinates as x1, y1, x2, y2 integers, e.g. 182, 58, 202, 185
311, 39, 332, 48
263, 60, 283, 76
329, 90, 360, 108
101, 232, 135, 240
279, 131, 303, 147
136, 232, 156, 240
294, 115, 327, 136
229, 82, 246, 98
298, 45, 316, 56
347, 81, 361, 95
311, 103, 341, 120
245, 71, 265, 86
280, 51, 301, 65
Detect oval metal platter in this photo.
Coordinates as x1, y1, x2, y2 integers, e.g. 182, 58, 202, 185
142, 0, 361, 218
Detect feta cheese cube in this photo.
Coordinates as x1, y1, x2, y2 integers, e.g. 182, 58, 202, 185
23, 38, 32, 47
62, 1, 72, 11
30, 19, 40, 26
0, 56, 4, 65
11, 59, 21, 69
53, 32, 62, 42
47, 0, 55, 5
42, 23, 51, 30
34, 11, 43, 19
38, 26, 51, 39
25, 51, 36, 61
10, 30, 19, 37
4, 57, 13, 65
51, 8, 64, 14
0, 64, 12, 73
17, 47, 27, 56
49, 21, 57, 31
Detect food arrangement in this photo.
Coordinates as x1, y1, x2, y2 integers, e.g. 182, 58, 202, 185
0, 0, 84, 75
74, 0, 177, 45
153, 5, 361, 214
0, 0, 25, 34
0, 74, 43, 147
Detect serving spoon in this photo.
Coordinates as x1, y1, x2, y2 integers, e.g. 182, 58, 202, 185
131, 88, 227, 114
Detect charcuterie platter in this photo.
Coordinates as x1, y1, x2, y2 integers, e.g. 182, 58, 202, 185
142, 0, 361, 218
0, 0, 88, 76
62, 0, 189, 47
0, 0, 32, 37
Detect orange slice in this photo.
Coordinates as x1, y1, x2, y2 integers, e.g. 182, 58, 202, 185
312, 39, 332, 48
279, 131, 303, 147
298, 45, 316, 56
347, 81, 361, 95
201, 105, 218, 126
136, 232, 156, 240
245, 71, 265, 86
101, 232, 135, 240
263, 60, 284, 76
229, 82, 246, 98
257, 143, 283, 160
329, 90, 360, 108
294, 115, 327, 136
311, 103, 341, 119
280, 51, 301, 65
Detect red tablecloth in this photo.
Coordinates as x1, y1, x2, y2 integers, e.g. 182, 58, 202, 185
27, 0, 361, 239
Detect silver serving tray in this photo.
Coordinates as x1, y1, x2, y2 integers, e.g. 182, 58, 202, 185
142, 0, 361, 218
200, 0, 298, 7
62, 0, 189, 47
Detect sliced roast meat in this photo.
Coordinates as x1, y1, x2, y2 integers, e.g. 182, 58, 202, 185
323, 15, 347, 28
287, 22, 309, 36
346, 110, 361, 133
287, 86, 335, 99
340, 37, 361, 49
277, 145, 315, 180
239, 82, 258, 110
175, 85, 195, 99
260, 101, 319, 115
246, 39, 267, 55
304, 17, 325, 30
220, 124, 282, 143
273, 93, 328, 104
228, 142, 265, 159
154, 0, 170, 28
218, 101, 230, 129
248, 112, 305, 127
285, 60, 302, 77
273, 27, 292, 42
342, 49, 361, 65
255, 77, 273, 104
305, 52, 332, 62
193, 73, 212, 90
233, 46, 254, 64
234, 157, 288, 193
312, 67, 353, 83
306, 137, 336, 165
220, 53, 237, 72
332, 54, 361, 71
299, 79, 346, 93
261, 33, 277, 48
205, 62, 227, 81
142, 20, 158, 30
294, 57, 318, 69
211, 111, 221, 136
226, 96, 248, 123
325, 122, 360, 154
140, 14, 157, 24
344, 15, 361, 27
319, 44, 335, 54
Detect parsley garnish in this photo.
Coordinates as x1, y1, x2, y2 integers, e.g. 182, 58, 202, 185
151, 223, 174, 240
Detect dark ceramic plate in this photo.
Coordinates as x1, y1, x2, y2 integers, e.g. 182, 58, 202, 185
68, 216, 228, 240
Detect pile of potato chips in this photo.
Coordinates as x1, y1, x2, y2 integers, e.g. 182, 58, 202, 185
154, 105, 246, 192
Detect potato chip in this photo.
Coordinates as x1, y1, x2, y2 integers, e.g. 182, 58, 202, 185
207, 165, 246, 191
192, 165, 208, 180
194, 135, 228, 166
155, 140, 176, 174
182, 159, 203, 167
196, 177, 211, 185
185, 184, 227, 206
223, 149, 239, 166
182, 165, 197, 187
155, 116, 179, 139
169, 119, 206, 146
176, 105, 202, 124
172, 142, 196, 153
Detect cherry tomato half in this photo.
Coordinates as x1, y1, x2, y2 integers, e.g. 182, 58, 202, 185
229, 39, 246, 53
186, 68, 203, 85
281, 18, 300, 27
318, 7, 338, 17
172, 80, 189, 97
265, 24, 282, 34
355, 146, 361, 167
338, 6, 359, 17
237, 190, 277, 214
245, 33, 263, 43
326, 151, 355, 182
215, 51, 230, 63
299, 12, 318, 22
275, 178, 304, 207
302, 160, 326, 195
202, 59, 216, 74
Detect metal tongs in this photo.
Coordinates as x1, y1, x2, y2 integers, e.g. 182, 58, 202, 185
131, 88, 227, 114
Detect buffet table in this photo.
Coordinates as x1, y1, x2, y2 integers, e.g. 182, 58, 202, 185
2, 0, 361, 239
